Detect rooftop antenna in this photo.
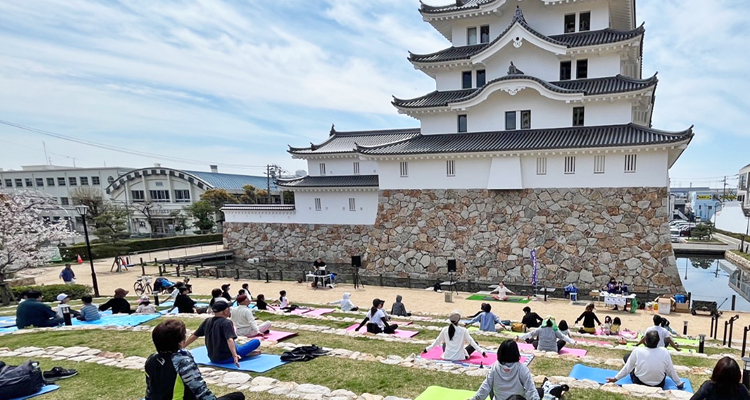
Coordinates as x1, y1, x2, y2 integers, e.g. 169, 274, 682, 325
43, 141, 49, 165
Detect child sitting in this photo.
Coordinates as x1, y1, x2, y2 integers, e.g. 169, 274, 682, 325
390, 295, 411, 317
255, 294, 268, 310
602, 316, 613, 335
329, 292, 358, 312
136, 295, 157, 314
558, 320, 572, 340
610, 317, 622, 335
77, 295, 101, 321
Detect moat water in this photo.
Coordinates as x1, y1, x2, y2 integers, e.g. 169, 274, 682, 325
676, 256, 750, 312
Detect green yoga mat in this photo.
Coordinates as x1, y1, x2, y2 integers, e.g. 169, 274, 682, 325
635, 333, 699, 347
624, 342, 694, 353
415, 386, 488, 400
466, 294, 531, 304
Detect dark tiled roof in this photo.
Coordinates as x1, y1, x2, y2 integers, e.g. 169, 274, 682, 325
185, 171, 277, 192
409, 26, 644, 63
356, 124, 693, 155
288, 128, 419, 155
393, 75, 656, 108
420, 0, 496, 14
275, 175, 379, 188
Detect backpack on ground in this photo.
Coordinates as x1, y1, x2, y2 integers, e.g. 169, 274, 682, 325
511, 322, 524, 332
0, 360, 44, 400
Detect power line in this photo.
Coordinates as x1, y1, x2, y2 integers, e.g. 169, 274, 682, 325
0, 119, 270, 170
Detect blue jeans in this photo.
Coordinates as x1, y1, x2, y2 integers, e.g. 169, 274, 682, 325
219, 339, 261, 363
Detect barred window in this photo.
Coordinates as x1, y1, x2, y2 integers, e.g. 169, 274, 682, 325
349, 198, 356, 211
594, 155, 606, 174
353, 162, 360, 175
314, 198, 322, 211
319, 163, 326, 176
564, 156, 576, 174
536, 157, 547, 175
624, 154, 637, 173
400, 162, 408, 177
446, 160, 455, 177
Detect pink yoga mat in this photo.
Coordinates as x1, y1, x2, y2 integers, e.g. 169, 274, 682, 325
345, 324, 419, 338
421, 347, 531, 366
254, 330, 298, 342
304, 308, 335, 316
290, 308, 311, 315
516, 342, 588, 357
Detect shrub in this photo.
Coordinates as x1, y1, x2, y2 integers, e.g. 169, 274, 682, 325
59, 234, 223, 261
12, 284, 92, 302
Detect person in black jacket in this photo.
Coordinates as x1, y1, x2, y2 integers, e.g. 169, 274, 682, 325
691, 356, 750, 400
575, 303, 602, 334
521, 306, 543, 329
99, 288, 133, 314
220, 284, 232, 302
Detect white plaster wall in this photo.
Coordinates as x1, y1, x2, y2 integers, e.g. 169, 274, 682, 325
584, 101, 634, 126
306, 158, 378, 176
420, 112, 464, 135
378, 158, 492, 190
225, 191, 379, 225
519, 151, 670, 188
585, 55, 623, 79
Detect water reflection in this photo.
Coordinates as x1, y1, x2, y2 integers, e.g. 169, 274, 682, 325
677, 257, 750, 312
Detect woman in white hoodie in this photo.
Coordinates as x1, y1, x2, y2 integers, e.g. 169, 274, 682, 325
423, 312, 485, 361
469, 340, 541, 400
329, 292, 358, 312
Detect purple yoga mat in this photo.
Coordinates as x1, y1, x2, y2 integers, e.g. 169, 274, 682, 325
345, 324, 419, 338
253, 330, 298, 342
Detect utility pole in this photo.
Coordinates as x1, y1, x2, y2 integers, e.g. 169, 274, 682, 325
724, 176, 728, 202
266, 164, 282, 204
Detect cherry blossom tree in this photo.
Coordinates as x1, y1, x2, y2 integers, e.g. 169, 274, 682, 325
0, 191, 76, 281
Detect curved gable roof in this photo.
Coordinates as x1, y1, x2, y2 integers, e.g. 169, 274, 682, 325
105, 167, 276, 194
420, 0, 498, 15
288, 128, 420, 155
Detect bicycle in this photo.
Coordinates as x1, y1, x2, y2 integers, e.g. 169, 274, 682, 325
133, 276, 153, 296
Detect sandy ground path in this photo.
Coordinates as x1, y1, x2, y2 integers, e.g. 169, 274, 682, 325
25, 246, 745, 336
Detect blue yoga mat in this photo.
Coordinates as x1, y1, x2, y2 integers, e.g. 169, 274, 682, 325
0, 326, 18, 334
0, 316, 16, 328
158, 301, 209, 309
71, 313, 161, 327
568, 364, 693, 392
11, 384, 59, 400
190, 346, 286, 373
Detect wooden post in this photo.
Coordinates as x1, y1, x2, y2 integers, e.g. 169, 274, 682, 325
140, 258, 145, 276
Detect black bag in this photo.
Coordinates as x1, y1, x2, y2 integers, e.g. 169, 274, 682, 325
280, 345, 328, 362
0, 360, 44, 400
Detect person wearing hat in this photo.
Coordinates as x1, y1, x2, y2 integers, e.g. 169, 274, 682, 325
99, 288, 133, 314
55, 293, 80, 319
184, 301, 261, 366
355, 299, 399, 334
423, 311, 485, 361
136, 295, 157, 314
520, 316, 575, 353
232, 294, 271, 337
221, 284, 232, 302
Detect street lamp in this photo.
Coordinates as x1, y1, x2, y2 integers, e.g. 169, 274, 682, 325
75, 205, 100, 297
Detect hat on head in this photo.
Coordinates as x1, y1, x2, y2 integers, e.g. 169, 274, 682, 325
212, 301, 230, 312
236, 294, 248, 304
114, 288, 128, 297
221, 284, 231, 291
138, 295, 150, 304
449, 311, 461, 324
56, 293, 68, 302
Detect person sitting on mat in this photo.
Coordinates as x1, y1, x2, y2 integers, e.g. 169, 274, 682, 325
329, 292, 358, 312
99, 288, 133, 314
168, 286, 206, 314
491, 281, 514, 301
466, 303, 506, 332
241, 283, 252, 301
184, 301, 261, 367
520, 317, 575, 353
220, 284, 232, 302
274, 290, 297, 312
233, 294, 271, 337
468, 339, 541, 400
692, 356, 750, 400
55, 293, 81, 319
425, 311, 485, 361
136, 295, 157, 314
390, 295, 411, 317
610, 317, 622, 336
521, 306, 543, 329
355, 299, 398, 334
607, 330, 684, 389
636, 315, 681, 351
255, 294, 268, 310
575, 303, 601, 334
209, 288, 228, 308
16, 290, 63, 329
145, 319, 245, 400
602, 316, 613, 335
78, 295, 101, 321
557, 320, 572, 340
660, 317, 679, 336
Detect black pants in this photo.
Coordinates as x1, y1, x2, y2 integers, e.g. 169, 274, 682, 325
489, 387, 544, 399
442, 344, 476, 358
622, 355, 666, 388
532, 340, 566, 353
366, 323, 398, 334
217, 393, 245, 400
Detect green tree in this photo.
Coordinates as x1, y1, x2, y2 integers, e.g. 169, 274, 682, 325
691, 223, 712, 241
93, 204, 130, 243
283, 191, 295, 204
240, 185, 257, 204
185, 201, 215, 233
70, 187, 105, 225
201, 189, 237, 209
169, 210, 189, 235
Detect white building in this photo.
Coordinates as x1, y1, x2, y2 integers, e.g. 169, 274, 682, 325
224, 0, 693, 292
0, 165, 132, 231
738, 163, 750, 208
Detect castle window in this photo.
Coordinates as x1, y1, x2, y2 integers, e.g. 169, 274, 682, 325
458, 115, 467, 133
576, 59, 588, 79
559, 61, 571, 80
467, 27, 477, 45
349, 198, 356, 211
353, 162, 360, 175
480, 25, 490, 43
521, 110, 531, 129
573, 107, 585, 126
476, 70, 486, 87
399, 162, 408, 177
579, 12, 591, 32
564, 14, 576, 33
536, 157, 547, 175
314, 198, 322, 211
462, 71, 472, 89
594, 155, 606, 174
624, 154, 637, 173
47, 178, 55, 186
564, 156, 576, 174
505, 111, 516, 130
446, 160, 455, 177
319, 163, 326, 176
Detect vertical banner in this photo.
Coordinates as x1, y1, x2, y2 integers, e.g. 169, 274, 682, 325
530, 249, 537, 287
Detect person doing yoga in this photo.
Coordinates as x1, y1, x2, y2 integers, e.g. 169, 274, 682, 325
607, 330, 684, 389
520, 317, 575, 353
466, 303, 506, 332
468, 340, 540, 400
575, 303, 601, 334
184, 302, 261, 367
424, 311, 485, 361
355, 299, 398, 334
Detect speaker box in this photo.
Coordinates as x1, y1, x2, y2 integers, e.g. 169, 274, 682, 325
447, 259, 457, 273
351, 256, 362, 268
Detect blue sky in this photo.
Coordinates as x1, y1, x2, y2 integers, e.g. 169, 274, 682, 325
0, 0, 747, 188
